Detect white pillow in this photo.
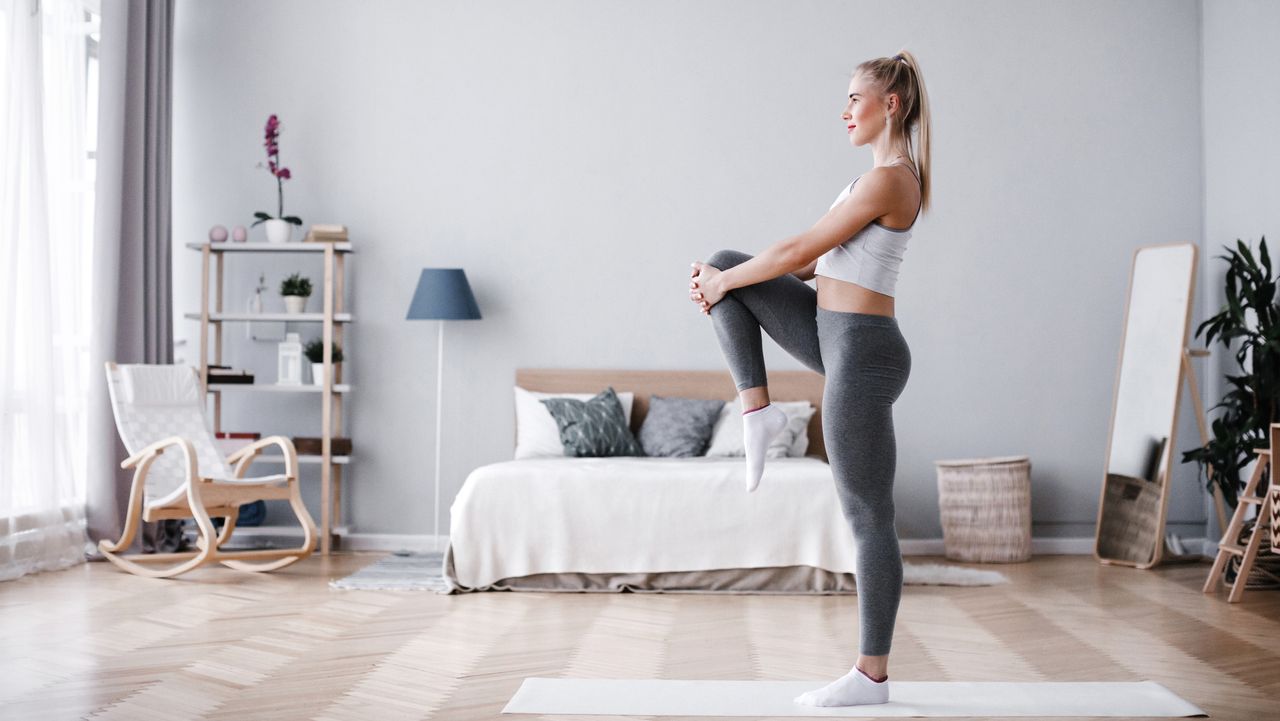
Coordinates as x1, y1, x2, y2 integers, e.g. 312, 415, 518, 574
704, 399, 816, 459
513, 386, 635, 459
786, 403, 818, 457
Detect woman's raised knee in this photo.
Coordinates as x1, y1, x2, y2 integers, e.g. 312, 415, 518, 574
706, 249, 751, 270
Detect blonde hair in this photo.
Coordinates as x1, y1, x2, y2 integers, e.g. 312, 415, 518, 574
854, 49, 933, 214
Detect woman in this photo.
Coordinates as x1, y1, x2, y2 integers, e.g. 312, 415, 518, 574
688, 50, 932, 707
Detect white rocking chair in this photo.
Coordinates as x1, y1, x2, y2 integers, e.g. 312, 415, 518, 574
101, 362, 317, 578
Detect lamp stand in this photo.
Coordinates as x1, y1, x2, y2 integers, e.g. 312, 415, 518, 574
434, 320, 444, 553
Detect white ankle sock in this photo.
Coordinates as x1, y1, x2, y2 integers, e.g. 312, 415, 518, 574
742, 403, 787, 492
793, 665, 889, 707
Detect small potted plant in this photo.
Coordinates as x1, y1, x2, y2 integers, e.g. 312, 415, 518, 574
304, 339, 343, 386
280, 272, 312, 314
251, 114, 303, 243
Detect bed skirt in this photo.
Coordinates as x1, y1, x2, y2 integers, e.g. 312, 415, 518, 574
444, 549, 859, 595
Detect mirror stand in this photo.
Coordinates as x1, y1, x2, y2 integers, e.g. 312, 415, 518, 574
1182, 346, 1230, 535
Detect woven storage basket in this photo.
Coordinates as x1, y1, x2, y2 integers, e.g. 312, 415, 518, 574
1096, 472, 1161, 565
935, 455, 1032, 563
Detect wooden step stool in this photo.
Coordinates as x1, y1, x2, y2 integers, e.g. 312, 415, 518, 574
1202, 424, 1280, 602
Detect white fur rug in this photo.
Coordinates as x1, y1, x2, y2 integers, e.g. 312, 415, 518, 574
902, 561, 1010, 586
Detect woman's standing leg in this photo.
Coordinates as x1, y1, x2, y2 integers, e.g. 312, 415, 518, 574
795, 308, 911, 707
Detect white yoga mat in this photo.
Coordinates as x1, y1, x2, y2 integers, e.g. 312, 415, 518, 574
502, 678, 1207, 717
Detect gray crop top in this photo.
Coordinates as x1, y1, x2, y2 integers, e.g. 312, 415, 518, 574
813, 167, 920, 297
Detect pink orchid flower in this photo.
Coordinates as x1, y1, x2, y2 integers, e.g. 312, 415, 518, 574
253, 114, 301, 228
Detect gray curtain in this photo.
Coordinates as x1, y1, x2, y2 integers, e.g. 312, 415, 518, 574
85, 0, 179, 554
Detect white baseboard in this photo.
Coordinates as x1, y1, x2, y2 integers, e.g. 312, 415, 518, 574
345, 533, 445, 552
904, 537, 1214, 558
223, 526, 446, 552
225, 529, 1216, 558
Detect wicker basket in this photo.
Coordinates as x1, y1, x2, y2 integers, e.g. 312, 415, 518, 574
935, 455, 1032, 563
1096, 472, 1161, 565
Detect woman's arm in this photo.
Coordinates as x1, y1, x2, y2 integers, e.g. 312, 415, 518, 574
792, 258, 818, 281
694, 170, 897, 311
716, 240, 806, 292
720, 170, 898, 292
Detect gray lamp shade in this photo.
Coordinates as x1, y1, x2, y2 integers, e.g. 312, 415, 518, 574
406, 268, 482, 320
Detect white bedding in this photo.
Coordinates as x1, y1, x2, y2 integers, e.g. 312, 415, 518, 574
446, 456, 858, 590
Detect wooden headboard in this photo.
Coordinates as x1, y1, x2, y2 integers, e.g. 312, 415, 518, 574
515, 368, 827, 462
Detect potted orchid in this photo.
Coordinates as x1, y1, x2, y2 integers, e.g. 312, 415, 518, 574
251, 114, 303, 243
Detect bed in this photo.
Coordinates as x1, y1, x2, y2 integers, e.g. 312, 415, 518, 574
443, 369, 860, 594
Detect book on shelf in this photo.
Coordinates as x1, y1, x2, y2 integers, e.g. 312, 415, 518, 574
304, 223, 348, 243
293, 436, 353, 455
208, 365, 255, 384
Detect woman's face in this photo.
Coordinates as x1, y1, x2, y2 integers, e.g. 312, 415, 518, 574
842, 74, 887, 146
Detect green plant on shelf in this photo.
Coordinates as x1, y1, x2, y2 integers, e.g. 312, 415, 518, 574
304, 339, 343, 364
280, 273, 313, 298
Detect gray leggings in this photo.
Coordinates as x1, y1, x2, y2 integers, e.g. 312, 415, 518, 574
706, 249, 911, 657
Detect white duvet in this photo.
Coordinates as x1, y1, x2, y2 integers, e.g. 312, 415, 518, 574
447, 456, 858, 589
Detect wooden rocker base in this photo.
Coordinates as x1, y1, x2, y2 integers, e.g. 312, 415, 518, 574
98, 543, 313, 578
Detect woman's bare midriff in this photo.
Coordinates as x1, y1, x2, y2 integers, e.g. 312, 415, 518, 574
815, 275, 895, 317
812, 165, 917, 318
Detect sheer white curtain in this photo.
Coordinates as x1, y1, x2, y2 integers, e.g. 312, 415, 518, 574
0, 0, 99, 582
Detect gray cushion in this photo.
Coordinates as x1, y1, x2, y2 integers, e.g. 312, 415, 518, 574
539, 387, 645, 457
637, 395, 726, 457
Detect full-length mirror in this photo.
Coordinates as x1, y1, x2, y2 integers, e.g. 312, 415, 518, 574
1096, 243, 1197, 568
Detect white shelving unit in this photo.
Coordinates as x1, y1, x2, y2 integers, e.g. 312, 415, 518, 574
182, 312, 353, 322
189, 240, 352, 554
208, 383, 352, 393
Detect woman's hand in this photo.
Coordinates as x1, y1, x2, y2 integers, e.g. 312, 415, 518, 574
689, 261, 726, 315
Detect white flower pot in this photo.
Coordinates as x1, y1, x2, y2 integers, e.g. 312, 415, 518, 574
311, 362, 337, 386
264, 218, 294, 243
283, 295, 307, 313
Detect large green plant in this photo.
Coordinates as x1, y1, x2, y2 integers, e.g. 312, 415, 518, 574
1182, 237, 1277, 509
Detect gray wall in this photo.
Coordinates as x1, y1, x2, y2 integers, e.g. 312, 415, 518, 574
172, 0, 1222, 540
1201, 0, 1280, 540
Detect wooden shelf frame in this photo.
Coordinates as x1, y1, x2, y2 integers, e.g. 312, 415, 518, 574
190, 241, 351, 555
185, 241, 353, 253
182, 312, 353, 323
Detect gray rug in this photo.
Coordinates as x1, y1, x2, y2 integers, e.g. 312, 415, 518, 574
329, 553, 1008, 593
330, 550, 451, 592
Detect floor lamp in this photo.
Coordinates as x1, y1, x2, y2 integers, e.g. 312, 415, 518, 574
406, 268, 482, 553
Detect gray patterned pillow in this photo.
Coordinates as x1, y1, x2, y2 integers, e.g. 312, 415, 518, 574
637, 395, 726, 457
539, 387, 645, 457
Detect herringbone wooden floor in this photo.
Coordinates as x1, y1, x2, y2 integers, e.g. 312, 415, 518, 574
2, 553, 1277, 720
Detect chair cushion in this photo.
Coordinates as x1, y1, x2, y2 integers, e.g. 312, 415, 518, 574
108, 364, 235, 502
144, 474, 290, 511
120, 364, 204, 406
